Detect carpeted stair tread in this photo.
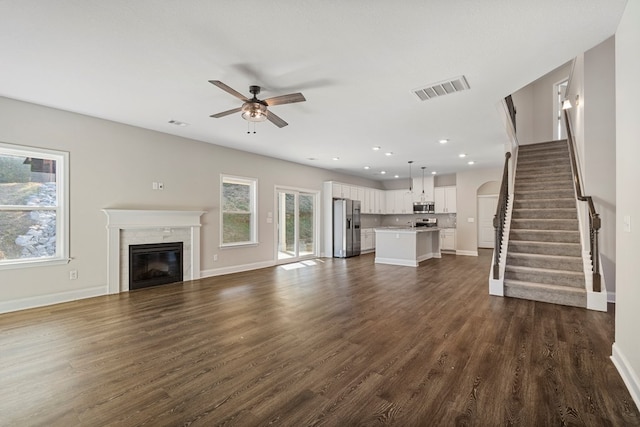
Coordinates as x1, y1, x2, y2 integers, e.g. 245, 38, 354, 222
513, 198, 577, 209
515, 190, 575, 200
511, 208, 577, 219
511, 218, 579, 231
503, 279, 586, 308
504, 265, 585, 288
506, 252, 583, 271
507, 240, 581, 256
509, 229, 580, 243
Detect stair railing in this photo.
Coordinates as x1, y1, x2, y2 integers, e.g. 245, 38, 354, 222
564, 110, 602, 292
493, 151, 511, 279
505, 95, 517, 133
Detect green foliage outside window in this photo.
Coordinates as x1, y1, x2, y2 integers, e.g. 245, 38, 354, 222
221, 177, 256, 245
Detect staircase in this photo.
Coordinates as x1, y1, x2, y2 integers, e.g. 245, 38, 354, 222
504, 140, 587, 308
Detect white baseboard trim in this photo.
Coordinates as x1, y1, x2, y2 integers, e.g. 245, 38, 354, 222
200, 260, 275, 278
0, 286, 106, 314
456, 250, 478, 257
374, 257, 417, 267
611, 343, 640, 411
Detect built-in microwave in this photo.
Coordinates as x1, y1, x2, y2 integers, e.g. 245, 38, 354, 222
413, 201, 435, 213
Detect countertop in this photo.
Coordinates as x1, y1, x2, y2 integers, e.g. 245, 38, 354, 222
374, 227, 441, 233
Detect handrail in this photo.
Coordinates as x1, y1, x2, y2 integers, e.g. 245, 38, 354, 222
505, 95, 517, 132
564, 109, 602, 292
493, 151, 511, 279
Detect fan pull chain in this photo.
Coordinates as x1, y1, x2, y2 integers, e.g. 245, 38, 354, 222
246, 122, 257, 134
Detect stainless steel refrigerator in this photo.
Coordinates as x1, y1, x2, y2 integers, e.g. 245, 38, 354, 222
333, 199, 361, 258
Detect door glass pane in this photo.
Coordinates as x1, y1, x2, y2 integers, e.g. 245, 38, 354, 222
299, 193, 314, 257
277, 192, 296, 260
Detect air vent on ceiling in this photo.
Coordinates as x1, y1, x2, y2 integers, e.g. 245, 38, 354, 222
413, 75, 470, 101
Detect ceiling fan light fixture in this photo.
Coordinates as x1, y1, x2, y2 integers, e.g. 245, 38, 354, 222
241, 102, 268, 122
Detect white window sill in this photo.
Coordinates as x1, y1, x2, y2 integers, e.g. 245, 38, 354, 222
0, 257, 71, 271
220, 242, 259, 249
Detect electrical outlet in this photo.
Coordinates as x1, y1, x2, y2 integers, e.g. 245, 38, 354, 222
69, 270, 78, 280
213, 254, 218, 261
152, 182, 158, 190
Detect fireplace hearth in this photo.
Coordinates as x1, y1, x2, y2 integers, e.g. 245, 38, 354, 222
129, 242, 183, 290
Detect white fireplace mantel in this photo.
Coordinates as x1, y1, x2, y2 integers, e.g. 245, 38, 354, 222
103, 209, 206, 294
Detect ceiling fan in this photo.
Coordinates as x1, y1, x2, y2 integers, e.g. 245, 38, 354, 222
208, 80, 306, 128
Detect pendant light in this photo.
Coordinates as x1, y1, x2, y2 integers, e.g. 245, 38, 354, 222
421, 166, 427, 201
407, 161, 414, 193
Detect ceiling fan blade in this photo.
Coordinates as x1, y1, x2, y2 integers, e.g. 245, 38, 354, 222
208, 80, 248, 101
264, 93, 306, 106
210, 107, 242, 118
266, 111, 288, 128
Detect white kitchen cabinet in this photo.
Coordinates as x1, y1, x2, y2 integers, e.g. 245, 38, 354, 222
384, 190, 413, 214
361, 228, 376, 252
440, 228, 456, 251
375, 190, 385, 214
434, 186, 457, 213
412, 176, 434, 203
331, 182, 346, 198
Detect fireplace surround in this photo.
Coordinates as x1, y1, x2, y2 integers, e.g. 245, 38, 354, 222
103, 209, 205, 293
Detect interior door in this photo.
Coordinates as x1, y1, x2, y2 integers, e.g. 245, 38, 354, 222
478, 195, 498, 248
277, 189, 317, 262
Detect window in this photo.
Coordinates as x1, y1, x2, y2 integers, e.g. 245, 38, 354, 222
0, 143, 69, 269
221, 175, 257, 246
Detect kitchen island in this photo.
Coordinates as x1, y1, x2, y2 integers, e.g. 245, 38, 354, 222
374, 227, 441, 267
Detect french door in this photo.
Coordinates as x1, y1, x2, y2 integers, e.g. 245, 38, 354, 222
276, 189, 317, 263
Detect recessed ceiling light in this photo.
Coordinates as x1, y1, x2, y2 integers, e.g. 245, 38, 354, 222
394, 174, 399, 178
380, 171, 387, 175
385, 152, 393, 156
431, 171, 437, 175
439, 139, 449, 144
372, 146, 381, 151
468, 161, 475, 165
168, 120, 189, 127
363, 166, 370, 170
332, 157, 340, 161
459, 153, 467, 158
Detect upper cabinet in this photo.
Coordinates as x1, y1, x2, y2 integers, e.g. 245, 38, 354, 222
434, 186, 457, 213
411, 176, 435, 203
332, 182, 360, 200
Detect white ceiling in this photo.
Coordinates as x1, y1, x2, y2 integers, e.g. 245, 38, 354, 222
0, 0, 627, 181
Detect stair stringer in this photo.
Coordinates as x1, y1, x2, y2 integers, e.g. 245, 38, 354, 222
489, 193, 514, 297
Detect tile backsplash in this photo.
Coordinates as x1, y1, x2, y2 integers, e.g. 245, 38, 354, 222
362, 213, 457, 229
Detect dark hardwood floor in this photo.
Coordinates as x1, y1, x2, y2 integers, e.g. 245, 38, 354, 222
1, 250, 638, 426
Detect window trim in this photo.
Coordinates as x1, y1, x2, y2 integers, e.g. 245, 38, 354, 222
220, 174, 258, 247
0, 142, 70, 270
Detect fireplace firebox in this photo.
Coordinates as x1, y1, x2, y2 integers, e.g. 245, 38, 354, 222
129, 242, 183, 290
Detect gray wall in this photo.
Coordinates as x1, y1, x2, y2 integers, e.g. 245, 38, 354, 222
0, 96, 379, 310
614, 0, 640, 409
583, 36, 617, 296
512, 61, 572, 145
